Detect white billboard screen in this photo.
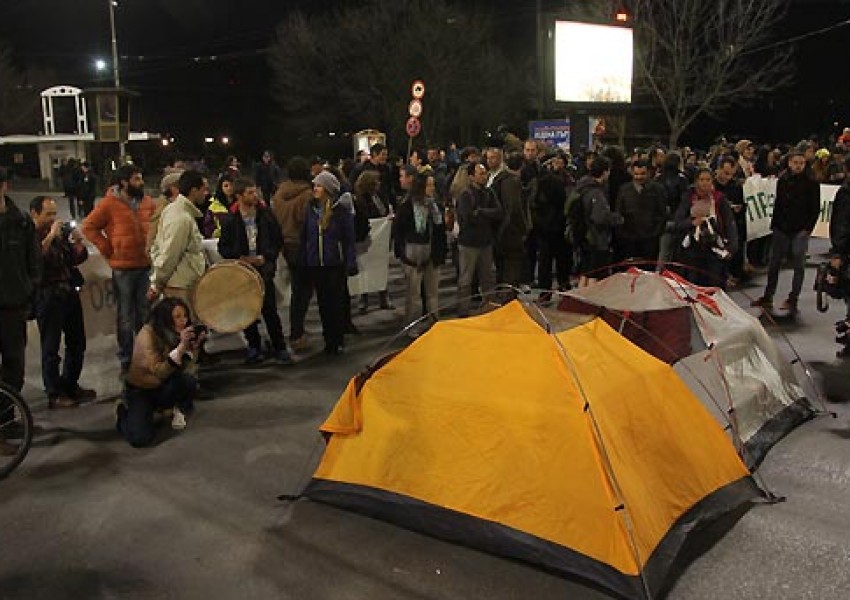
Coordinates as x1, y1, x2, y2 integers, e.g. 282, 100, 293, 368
554, 21, 633, 103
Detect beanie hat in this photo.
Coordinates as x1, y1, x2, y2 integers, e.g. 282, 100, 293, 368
815, 148, 831, 160
313, 170, 341, 197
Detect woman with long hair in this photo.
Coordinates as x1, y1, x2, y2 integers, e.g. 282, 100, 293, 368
354, 170, 394, 314
202, 172, 235, 238
393, 171, 446, 331
117, 297, 203, 447
673, 168, 738, 288
300, 170, 357, 354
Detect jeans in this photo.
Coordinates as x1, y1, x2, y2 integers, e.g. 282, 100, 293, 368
117, 372, 197, 448
113, 268, 150, 368
35, 286, 86, 398
764, 230, 810, 301
457, 244, 495, 317
0, 307, 27, 393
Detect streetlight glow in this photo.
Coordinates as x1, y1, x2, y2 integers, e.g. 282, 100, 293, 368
221, 136, 230, 145
95, 58, 107, 71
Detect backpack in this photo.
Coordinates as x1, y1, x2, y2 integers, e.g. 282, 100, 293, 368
564, 187, 588, 245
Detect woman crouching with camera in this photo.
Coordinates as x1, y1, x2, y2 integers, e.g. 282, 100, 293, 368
116, 297, 203, 447
673, 167, 738, 289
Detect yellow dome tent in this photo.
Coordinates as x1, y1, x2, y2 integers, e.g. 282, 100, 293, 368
306, 301, 762, 599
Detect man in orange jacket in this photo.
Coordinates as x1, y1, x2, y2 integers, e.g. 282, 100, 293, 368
83, 165, 156, 375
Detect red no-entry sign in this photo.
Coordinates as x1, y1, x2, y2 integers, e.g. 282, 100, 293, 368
406, 117, 422, 138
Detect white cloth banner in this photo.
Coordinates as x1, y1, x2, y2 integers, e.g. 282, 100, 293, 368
742, 175, 838, 241
347, 216, 391, 296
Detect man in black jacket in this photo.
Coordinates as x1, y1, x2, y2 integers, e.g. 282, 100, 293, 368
753, 151, 821, 314
0, 168, 40, 392
615, 159, 667, 264
714, 156, 747, 285
218, 177, 291, 365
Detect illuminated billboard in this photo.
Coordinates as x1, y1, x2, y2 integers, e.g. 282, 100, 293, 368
554, 21, 633, 104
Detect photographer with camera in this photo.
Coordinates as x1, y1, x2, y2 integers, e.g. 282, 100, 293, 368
117, 297, 204, 447
30, 196, 95, 409
829, 155, 850, 357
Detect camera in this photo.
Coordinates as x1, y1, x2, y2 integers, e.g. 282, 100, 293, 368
61, 220, 77, 237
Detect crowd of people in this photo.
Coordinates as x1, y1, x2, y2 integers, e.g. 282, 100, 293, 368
2, 127, 850, 449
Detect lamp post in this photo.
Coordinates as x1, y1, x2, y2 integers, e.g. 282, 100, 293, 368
108, 0, 125, 159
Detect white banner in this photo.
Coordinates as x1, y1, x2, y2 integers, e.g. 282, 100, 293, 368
742, 175, 838, 241
347, 216, 391, 296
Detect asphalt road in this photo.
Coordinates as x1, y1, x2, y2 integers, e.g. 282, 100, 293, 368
1, 191, 848, 599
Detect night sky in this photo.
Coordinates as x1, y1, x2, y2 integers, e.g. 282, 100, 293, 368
1, 0, 849, 157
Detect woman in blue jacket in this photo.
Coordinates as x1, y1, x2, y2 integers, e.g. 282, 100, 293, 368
300, 170, 357, 355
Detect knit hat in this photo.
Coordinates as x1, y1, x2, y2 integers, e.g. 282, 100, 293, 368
160, 171, 183, 192
815, 148, 831, 160
313, 170, 341, 197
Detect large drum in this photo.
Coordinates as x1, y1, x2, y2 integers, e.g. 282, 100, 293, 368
192, 260, 265, 333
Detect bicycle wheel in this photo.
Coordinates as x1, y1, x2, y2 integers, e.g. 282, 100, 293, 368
0, 383, 33, 479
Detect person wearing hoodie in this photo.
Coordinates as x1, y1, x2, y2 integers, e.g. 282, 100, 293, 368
574, 156, 623, 287
752, 151, 821, 314
272, 157, 316, 350
300, 170, 357, 355
83, 165, 157, 374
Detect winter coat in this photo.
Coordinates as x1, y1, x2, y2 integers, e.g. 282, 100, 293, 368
830, 183, 850, 256
271, 180, 312, 256
82, 188, 156, 270
575, 176, 623, 251
218, 205, 282, 280
496, 172, 530, 255
534, 169, 570, 233
456, 184, 503, 248
0, 197, 40, 309
201, 195, 231, 239
300, 198, 357, 272
149, 195, 206, 290
392, 196, 447, 267
615, 180, 667, 241
126, 324, 196, 390
771, 171, 821, 236
673, 189, 739, 258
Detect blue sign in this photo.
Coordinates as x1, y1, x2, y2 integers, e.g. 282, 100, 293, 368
528, 120, 571, 150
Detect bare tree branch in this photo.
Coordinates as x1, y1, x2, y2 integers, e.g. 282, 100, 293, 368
627, 0, 794, 146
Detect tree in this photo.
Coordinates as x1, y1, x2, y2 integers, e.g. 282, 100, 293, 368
627, 0, 794, 147
0, 42, 46, 135
267, 0, 533, 152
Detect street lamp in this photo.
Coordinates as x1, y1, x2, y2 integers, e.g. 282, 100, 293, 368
95, 58, 108, 72
108, 0, 124, 158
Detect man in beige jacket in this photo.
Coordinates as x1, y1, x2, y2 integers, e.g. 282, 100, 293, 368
147, 170, 208, 310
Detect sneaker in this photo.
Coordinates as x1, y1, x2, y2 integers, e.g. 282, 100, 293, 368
245, 347, 265, 365
750, 296, 773, 309
49, 395, 79, 409
323, 343, 344, 355
171, 408, 187, 430
274, 349, 294, 365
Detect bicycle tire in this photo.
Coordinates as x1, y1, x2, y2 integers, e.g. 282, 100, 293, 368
0, 383, 34, 479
